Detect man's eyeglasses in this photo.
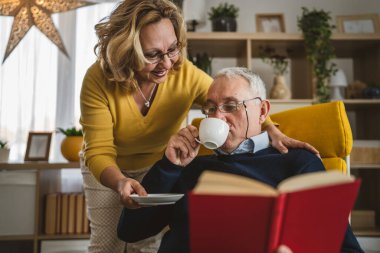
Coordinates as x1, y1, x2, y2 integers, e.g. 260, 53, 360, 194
144, 45, 181, 64
201, 97, 262, 116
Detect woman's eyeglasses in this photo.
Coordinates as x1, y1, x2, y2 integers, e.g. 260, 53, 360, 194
144, 45, 181, 64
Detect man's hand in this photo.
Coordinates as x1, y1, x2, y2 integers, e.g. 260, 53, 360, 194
117, 177, 147, 209
165, 125, 200, 166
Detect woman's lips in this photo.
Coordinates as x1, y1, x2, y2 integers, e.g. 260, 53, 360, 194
152, 69, 167, 78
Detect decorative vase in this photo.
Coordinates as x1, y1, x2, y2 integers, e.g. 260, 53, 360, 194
0, 149, 10, 162
61, 136, 83, 162
270, 75, 291, 99
211, 17, 237, 32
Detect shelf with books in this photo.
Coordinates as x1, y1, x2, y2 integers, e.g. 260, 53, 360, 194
0, 162, 85, 253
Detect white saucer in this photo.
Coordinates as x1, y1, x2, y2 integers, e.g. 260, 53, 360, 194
130, 193, 184, 206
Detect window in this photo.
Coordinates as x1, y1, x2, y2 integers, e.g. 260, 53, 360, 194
0, 3, 115, 161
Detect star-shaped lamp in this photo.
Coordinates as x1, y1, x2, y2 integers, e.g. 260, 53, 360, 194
0, 0, 95, 63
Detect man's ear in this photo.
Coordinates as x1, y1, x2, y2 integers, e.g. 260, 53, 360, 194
259, 100, 270, 124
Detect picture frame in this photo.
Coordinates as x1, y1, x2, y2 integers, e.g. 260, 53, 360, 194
336, 14, 380, 33
24, 132, 52, 161
256, 13, 285, 33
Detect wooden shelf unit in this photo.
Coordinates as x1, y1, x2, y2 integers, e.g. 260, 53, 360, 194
0, 162, 86, 253
187, 32, 380, 99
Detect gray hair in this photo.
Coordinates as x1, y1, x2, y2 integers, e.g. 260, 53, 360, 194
214, 67, 267, 99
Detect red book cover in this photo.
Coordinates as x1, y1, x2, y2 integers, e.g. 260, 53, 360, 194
189, 171, 360, 253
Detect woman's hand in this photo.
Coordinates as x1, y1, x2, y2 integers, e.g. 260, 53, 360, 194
266, 124, 320, 157
165, 125, 200, 166
100, 166, 147, 209
117, 177, 147, 209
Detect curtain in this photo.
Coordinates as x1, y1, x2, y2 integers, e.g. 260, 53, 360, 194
0, 2, 115, 161
0, 16, 58, 160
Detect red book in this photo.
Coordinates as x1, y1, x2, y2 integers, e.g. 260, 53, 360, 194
189, 171, 360, 253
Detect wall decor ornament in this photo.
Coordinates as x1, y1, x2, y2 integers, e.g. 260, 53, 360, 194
259, 46, 292, 99
0, 0, 95, 63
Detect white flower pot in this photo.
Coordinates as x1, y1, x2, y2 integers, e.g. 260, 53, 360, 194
0, 149, 10, 162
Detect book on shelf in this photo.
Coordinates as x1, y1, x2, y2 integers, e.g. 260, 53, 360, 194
55, 193, 61, 234
67, 193, 76, 234
75, 193, 84, 234
44, 192, 90, 235
44, 193, 58, 235
60, 193, 69, 234
189, 170, 361, 253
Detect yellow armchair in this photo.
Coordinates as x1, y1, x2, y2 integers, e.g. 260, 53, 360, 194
191, 101, 353, 174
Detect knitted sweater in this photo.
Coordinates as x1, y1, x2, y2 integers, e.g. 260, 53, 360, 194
80, 59, 212, 180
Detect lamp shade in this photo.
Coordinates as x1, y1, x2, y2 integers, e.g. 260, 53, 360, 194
330, 69, 348, 87
330, 69, 348, 100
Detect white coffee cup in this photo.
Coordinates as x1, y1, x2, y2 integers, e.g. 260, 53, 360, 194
198, 118, 229, 149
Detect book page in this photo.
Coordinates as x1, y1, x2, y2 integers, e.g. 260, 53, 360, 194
193, 170, 278, 196
278, 171, 355, 193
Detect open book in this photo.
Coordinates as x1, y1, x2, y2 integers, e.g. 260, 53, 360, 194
188, 171, 361, 253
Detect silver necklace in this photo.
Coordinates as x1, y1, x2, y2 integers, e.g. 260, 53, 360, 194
135, 83, 157, 107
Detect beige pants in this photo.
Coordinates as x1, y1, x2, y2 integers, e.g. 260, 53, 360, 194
80, 155, 164, 253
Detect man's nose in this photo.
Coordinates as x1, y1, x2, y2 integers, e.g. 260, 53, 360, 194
212, 109, 227, 121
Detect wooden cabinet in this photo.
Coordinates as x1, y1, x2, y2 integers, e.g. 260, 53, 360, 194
0, 162, 86, 253
188, 32, 380, 236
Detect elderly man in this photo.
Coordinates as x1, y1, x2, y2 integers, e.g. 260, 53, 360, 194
117, 67, 363, 253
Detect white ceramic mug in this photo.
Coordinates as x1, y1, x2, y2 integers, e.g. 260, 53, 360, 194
198, 118, 229, 149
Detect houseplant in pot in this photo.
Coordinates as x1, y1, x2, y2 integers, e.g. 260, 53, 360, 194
57, 127, 83, 162
298, 7, 337, 102
259, 46, 292, 99
208, 2, 239, 32
0, 140, 10, 162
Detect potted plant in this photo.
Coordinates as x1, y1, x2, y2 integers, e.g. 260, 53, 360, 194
57, 127, 83, 162
189, 52, 213, 75
208, 2, 239, 32
298, 7, 337, 102
259, 46, 292, 99
0, 139, 10, 162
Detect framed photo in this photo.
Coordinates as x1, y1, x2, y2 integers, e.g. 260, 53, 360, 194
336, 14, 380, 33
256, 13, 285, 33
24, 132, 52, 161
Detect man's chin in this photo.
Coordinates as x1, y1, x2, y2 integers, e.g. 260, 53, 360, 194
219, 143, 234, 154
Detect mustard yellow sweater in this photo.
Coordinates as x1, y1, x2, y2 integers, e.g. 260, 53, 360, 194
80, 59, 213, 181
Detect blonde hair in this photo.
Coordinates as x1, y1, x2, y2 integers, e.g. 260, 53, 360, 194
94, 0, 187, 90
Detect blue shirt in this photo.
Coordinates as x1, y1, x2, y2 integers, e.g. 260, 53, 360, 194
215, 131, 270, 155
